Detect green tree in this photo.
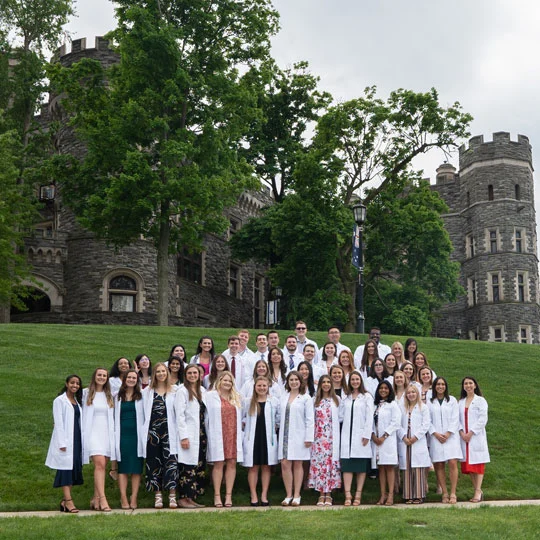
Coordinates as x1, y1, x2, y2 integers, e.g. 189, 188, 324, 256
50, 0, 279, 325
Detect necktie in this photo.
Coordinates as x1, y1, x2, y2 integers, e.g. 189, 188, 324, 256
231, 356, 236, 377
261, 353, 265, 361
289, 355, 295, 370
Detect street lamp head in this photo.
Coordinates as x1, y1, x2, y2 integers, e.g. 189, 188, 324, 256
275, 286, 283, 298
353, 203, 367, 225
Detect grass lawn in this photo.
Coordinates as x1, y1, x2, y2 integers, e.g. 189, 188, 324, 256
0, 324, 539, 513
1, 507, 540, 539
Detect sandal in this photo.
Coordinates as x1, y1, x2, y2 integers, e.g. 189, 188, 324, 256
281, 497, 292, 506
385, 494, 394, 506
155, 493, 163, 509
470, 490, 483, 503
89, 498, 98, 511
317, 495, 326, 507
60, 498, 79, 513
324, 496, 333, 506
98, 496, 111, 512
413, 498, 423, 504
344, 491, 352, 507
353, 491, 362, 506
376, 493, 387, 505
442, 494, 450, 504
224, 493, 233, 507
214, 495, 223, 508
291, 497, 301, 506
449, 494, 457, 505
109, 468, 118, 482
169, 494, 178, 508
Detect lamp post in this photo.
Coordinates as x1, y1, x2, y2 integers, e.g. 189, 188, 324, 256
275, 286, 282, 329
353, 203, 367, 334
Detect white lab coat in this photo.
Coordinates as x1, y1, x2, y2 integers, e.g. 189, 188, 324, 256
371, 400, 401, 467
45, 393, 82, 470
175, 385, 207, 466
312, 397, 341, 462
140, 386, 178, 458
205, 390, 243, 462
340, 393, 374, 459
278, 393, 314, 461
81, 388, 116, 464
114, 395, 145, 463
427, 396, 462, 462
240, 379, 283, 401
241, 396, 280, 467
397, 403, 432, 469
459, 395, 490, 465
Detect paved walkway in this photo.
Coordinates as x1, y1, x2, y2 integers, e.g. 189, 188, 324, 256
1, 499, 539, 518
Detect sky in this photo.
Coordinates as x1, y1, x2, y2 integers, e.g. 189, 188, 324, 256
64, 0, 540, 192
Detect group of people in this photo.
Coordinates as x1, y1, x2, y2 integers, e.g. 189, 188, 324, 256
46, 324, 489, 512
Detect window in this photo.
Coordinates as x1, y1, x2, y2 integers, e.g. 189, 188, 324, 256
466, 191, 471, 207
489, 325, 505, 342
488, 272, 502, 302
467, 277, 477, 307
178, 248, 202, 284
515, 184, 521, 200
488, 184, 494, 201
516, 272, 529, 302
489, 230, 498, 253
465, 233, 475, 258
229, 265, 240, 298
514, 228, 526, 253
109, 275, 137, 312
39, 184, 55, 201
518, 325, 532, 344
229, 217, 240, 237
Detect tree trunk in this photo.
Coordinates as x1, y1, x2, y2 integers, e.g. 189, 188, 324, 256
336, 243, 356, 333
157, 207, 171, 326
0, 305, 10, 324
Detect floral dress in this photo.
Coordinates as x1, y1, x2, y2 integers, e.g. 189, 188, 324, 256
308, 398, 341, 492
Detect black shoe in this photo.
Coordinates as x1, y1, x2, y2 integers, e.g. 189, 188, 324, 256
250, 501, 259, 507
261, 501, 270, 507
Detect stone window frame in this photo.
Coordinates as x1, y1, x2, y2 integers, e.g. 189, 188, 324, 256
513, 227, 526, 253
484, 228, 500, 254
228, 214, 242, 239
465, 233, 475, 259
101, 268, 145, 313
229, 264, 241, 299
515, 271, 530, 303
177, 247, 205, 285
487, 271, 503, 302
518, 325, 532, 344
488, 325, 505, 343
467, 276, 477, 307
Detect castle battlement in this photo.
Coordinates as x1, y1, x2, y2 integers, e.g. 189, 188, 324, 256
51, 36, 115, 67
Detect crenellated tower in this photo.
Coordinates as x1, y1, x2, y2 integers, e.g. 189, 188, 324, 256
433, 132, 540, 343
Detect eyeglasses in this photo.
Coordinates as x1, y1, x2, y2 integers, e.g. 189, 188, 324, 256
296, 327, 306, 330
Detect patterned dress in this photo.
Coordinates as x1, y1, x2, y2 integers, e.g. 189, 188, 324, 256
308, 398, 341, 491
178, 400, 207, 499
403, 409, 426, 501
145, 393, 178, 492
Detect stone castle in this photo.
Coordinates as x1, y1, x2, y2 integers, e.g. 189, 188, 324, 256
12, 37, 271, 328
11, 39, 540, 342
432, 132, 540, 343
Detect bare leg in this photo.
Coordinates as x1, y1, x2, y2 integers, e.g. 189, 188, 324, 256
212, 461, 224, 505
343, 472, 353, 494
281, 459, 293, 498
292, 461, 304, 499
377, 467, 387, 504
448, 459, 458, 499
92, 455, 110, 509
385, 466, 395, 505
130, 474, 141, 508
61, 485, 76, 511
434, 462, 448, 500
224, 459, 237, 506
248, 466, 260, 503
260, 465, 271, 503
118, 473, 129, 508
356, 472, 367, 493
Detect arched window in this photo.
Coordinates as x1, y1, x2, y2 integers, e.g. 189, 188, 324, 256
109, 275, 137, 312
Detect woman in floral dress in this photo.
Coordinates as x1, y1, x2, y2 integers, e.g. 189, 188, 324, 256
308, 375, 342, 506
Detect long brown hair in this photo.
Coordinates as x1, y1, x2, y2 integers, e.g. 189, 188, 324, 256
86, 367, 114, 407
184, 364, 203, 402
118, 369, 142, 402
249, 376, 270, 416
315, 374, 340, 407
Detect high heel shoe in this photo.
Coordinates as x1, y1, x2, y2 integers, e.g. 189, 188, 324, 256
89, 498, 98, 511
376, 493, 387, 505
324, 496, 333, 506
385, 494, 394, 506
281, 497, 292, 506
214, 495, 223, 508
353, 491, 362, 507
60, 498, 79, 513
224, 493, 233, 507
470, 490, 483, 503
155, 493, 164, 509
290, 497, 301, 506
169, 494, 178, 509
344, 492, 352, 507
98, 496, 111, 512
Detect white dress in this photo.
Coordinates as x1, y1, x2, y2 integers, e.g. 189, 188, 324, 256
87, 392, 111, 457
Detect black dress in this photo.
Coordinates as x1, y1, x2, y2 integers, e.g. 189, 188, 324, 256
53, 404, 83, 487
252, 402, 269, 466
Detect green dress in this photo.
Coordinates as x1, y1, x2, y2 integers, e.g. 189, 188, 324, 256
118, 400, 143, 474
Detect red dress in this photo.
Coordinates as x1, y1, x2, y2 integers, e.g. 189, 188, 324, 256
460, 407, 485, 474
220, 397, 237, 460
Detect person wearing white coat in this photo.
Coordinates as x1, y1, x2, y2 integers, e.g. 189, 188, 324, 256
205, 372, 244, 508
428, 377, 462, 505
340, 372, 374, 506
114, 370, 144, 510
278, 371, 314, 507
175, 364, 208, 508
459, 377, 490, 503
141, 363, 179, 509
242, 377, 280, 506
45, 375, 84, 513
371, 380, 402, 506
308, 375, 342, 506
398, 385, 432, 503
82, 368, 116, 512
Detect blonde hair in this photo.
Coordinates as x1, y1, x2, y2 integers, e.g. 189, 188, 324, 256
86, 368, 114, 407
391, 341, 404, 354
215, 371, 242, 408
249, 376, 270, 416
404, 384, 422, 411
150, 362, 173, 395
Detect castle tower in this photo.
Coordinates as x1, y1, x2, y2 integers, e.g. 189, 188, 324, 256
434, 132, 540, 343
